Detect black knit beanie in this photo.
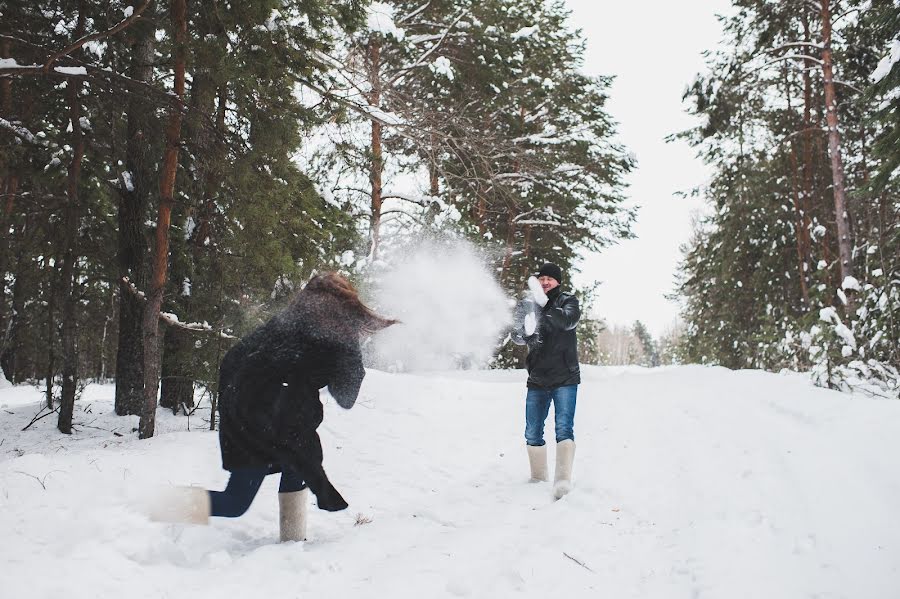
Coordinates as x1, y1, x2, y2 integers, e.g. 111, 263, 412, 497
537, 262, 563, 284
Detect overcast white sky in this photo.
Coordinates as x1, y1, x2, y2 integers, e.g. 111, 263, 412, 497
564, 1, 732, 337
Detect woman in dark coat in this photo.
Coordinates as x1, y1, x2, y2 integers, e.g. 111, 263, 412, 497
156, 272, 395, 541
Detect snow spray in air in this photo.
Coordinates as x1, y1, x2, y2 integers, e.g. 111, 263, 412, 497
364, 239, 511, 371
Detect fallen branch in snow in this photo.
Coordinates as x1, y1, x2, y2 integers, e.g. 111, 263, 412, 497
14, 470, 63, 490
73, 422, 125, 437
22, 406, 59, 431
562, 552, 595, 573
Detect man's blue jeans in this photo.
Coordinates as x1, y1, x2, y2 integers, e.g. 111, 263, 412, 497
525, 385, 577, 446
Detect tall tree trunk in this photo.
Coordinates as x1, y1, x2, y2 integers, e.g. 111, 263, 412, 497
0, 38, 15, 363
427, 129, 440, 206
784, 65, 809, 305
475, 194, 486, 235
140, 0, 187, 439
0, 38, 11, 117
160, 327, 194, 412
521, 224, 532, 280
99, 284, 116, 380
44, 251, 57, 409
368, 38, 383, 260
159, 22, 219, 412
115, 2, 156, 415
820, 0, 854, 287
58, 3, 87, 435
500, 206, 516, 284
2, 219, 30, 382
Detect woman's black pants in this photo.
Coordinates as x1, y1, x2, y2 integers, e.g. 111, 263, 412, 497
209, 468, 306, 518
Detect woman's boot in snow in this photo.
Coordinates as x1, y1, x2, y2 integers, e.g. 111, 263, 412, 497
279, 488, 309, 542
527, 444, 548, 482
149, 486, 210, 524
552, 440, 575, 499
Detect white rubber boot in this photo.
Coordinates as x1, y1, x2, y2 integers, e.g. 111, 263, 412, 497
279, 488, 309, 542
149, 486, 210, 524
527, 444, 548, 482
552, 440, 576, 499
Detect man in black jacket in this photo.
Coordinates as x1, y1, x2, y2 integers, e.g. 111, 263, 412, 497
512, 262, 580, 499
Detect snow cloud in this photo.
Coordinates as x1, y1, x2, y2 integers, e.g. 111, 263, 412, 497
365, 240, 511, 371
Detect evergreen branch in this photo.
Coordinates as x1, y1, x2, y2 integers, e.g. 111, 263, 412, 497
291, 73, 403, 127
0, 35, 176, 105
313, 51, 376, 102
756, 54, 824, 71
397, 1, 432, 24
382, 193, 434, 206
832, 79, 863, 94
385, 9, 469, 88
803, 0, 823, 12
380, 209, 426, 225
42, 0, 152, 73
120, 277, 236, 339
514, 220, 563, 227
0, 64, 45, 76
0, 118, 47, 146
760, 42, 824, 54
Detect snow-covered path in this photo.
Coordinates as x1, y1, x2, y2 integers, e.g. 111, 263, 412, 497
1, 366, 898, 598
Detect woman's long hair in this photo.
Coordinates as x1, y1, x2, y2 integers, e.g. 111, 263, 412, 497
291, 272, 398, 336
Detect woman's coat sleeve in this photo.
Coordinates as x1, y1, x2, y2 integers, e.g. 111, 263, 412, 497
327, 344, 366, 409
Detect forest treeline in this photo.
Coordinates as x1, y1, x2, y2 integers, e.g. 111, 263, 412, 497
675, 0, 899, 398
0, 0, 634, 436
1, 0, 897, 443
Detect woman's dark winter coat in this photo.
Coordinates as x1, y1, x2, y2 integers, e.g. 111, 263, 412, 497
217, 288, 366, 512
512, 286, 581, 389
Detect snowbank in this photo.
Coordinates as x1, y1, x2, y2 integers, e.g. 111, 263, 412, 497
1, 366, 898, 598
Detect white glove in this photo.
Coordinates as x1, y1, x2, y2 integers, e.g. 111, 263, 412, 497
527, 276, 548, 307
524, 312, 537, 336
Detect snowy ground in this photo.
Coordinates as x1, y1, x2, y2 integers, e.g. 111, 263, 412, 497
1, 365, 898, 599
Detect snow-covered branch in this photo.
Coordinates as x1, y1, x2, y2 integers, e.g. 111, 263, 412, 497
42, 0, 152, 73
0, 118, 47, 146
833, 79, 863, 94
513, 219, 563, 227
761, 41, 824, 54
765, 53, 824, 67
121, 277, 236, 339
397, 1, 432, 24
292, 73, 405, 127
386, 9, 468, 87
751, 53, 824, 77
803, 0, 823, 13
382, 193, 434, 206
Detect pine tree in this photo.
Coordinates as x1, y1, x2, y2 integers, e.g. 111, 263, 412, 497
632, 321, 659, 368
676, 0, 899, 395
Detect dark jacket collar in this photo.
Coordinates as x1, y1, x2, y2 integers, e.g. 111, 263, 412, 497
547, 286, 563, 302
